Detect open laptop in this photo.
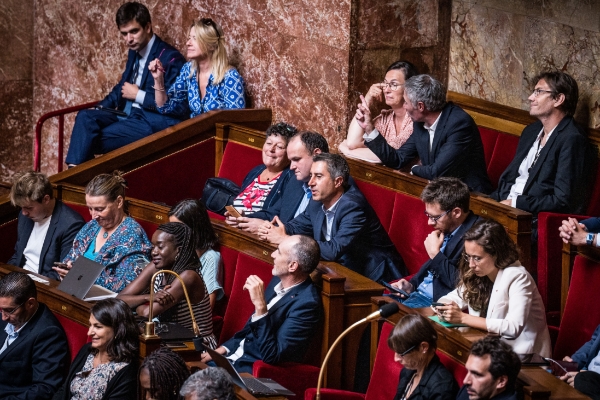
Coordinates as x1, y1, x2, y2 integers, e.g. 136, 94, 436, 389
57, 257, 117, 301
205, 347, 295, 397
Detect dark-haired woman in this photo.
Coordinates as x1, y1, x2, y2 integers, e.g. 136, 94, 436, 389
139, 348, 190, 400
53, 298, 139, 400
117, 222, 217, 349
436, 219, 551, 357
169, 199, 222, 309
57, 171, 152, 292
340, 60, 419, 163
388, 314, 458, 400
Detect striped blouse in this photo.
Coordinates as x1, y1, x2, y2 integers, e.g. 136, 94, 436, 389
154, 271, 217, 349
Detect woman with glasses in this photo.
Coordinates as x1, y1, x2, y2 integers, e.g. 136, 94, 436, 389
149, 18, 245, 118
388, 314, 459, 400
339, 60, 418, 163
435, 219, 551, 357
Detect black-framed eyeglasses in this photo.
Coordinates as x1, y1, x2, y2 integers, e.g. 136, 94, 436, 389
0, 301, 25, 316
532, 88, 554, 97
424, 210, 450, 222
381, 81, 404, 91
398, 344, 417, 357
200, 18, 220, 40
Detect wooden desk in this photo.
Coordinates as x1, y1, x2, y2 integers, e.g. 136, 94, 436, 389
370, 296, 589, 400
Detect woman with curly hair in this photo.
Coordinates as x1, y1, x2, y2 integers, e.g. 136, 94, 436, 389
435, 219, 551, 357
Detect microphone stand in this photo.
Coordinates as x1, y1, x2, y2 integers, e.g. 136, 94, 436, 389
315, 302, 399, 400
142, 270, 201, 344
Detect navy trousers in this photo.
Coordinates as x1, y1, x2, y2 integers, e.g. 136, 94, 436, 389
66, 107, 179, 165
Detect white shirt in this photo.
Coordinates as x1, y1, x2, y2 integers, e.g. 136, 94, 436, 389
132, 34, 156, 108
322, 195, 343, 241
226, 280, 303, 362
424, 112, 442, 152
22, 215, 52, 273
507, 126, 556, 207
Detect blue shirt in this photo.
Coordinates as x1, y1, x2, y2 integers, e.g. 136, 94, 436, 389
158, 62, 246, 118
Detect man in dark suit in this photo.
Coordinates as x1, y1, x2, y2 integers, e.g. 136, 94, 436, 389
390, 177, 482, 307
0, 272, 69, 398
260, 153, 407, 283
200, 235, 322, 373
560, 323, 600, 399
358, 74, 492, 194
65, 2, 186, 166
491, 71, 593, 226
226, 130, 330, 233
7, 171, 84, 280
457, 337, 521, 400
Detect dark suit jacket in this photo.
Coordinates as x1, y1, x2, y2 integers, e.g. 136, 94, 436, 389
8, 200, 85, 280
394, 354, 459, 400
409, 212, 482, 301
456, 386, 518, 400
221, 277, 322, 373
52, 343, 138, 400
491, 116, 593, 216
365, 102, 492, 194
284, 185, 407, 283
572, 324, 600, 370
0, 303, 69, 399
582, 218, 600, 233
99, 35, 187, 124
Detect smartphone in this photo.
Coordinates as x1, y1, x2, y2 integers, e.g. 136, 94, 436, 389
53, 262, 69, 270
380, 281, 410, 297
96, 105, 127, 117
225, 205, 242, 218
431, 302, 446, 307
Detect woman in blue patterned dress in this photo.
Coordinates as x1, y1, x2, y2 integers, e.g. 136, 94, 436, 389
55, 171, 152, 293
150, 18, 245, 118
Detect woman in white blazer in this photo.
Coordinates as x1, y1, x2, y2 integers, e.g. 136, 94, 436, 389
435, 219, 552, 357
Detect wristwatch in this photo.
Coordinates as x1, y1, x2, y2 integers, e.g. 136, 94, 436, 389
586, 233, 595, 246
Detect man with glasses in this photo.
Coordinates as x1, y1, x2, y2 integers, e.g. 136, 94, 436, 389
65, 2, 186, 167
490, 71, 594, 240
0, 272, 69, 398
359, 74, 492, 194
389, 177, 482, 307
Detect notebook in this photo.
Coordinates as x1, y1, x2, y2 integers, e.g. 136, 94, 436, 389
205, 347, 295, 397
57, 256, 117, 301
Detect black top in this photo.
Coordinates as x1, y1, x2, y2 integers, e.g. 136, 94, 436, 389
394, 354, 459, 400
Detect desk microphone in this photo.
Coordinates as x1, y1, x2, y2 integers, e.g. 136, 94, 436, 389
363, 302, 400, 323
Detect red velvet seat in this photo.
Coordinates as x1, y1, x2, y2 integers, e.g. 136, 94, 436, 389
254, 361, 321, 398
553, 254, 600, 359
124, 138, 215, 205
0, 219, 18, 263
218, 253, 274, 344
64, 202, 92, 222
218, 142, 263, 186
54, 313, 91, 362
305, 321, 401, 400
478, 127, 500, 167
354, 180, 396, 232
388, 193, 433, 276
438, 351, 467, 387
486, 133, 519, 190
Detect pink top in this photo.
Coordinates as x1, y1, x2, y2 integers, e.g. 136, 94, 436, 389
373, 109, 413, 149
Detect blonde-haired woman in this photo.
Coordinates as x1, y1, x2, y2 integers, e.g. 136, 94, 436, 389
150, 18, 245, 117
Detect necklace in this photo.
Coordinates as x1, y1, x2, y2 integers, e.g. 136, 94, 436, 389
103, 231, 109, 239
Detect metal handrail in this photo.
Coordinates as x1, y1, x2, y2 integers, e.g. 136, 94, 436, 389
34, 101, 99, 172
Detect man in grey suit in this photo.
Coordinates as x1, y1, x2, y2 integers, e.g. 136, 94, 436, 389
8, 171, 84, 280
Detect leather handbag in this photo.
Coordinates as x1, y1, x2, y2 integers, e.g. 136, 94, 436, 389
201, 177, 240, 215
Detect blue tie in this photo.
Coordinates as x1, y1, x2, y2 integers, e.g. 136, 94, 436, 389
123, 52, 140, 116
440, 234, 452, 254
